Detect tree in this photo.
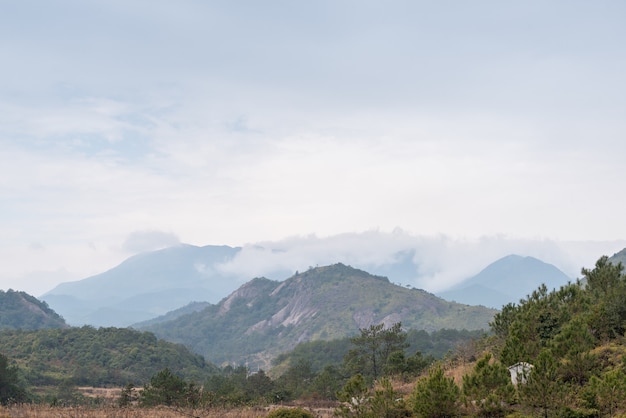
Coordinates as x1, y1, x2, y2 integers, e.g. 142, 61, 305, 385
266, 406, 315, 418
0, 353, 27, 404
462, 354, 515, 417
345, 322, 408, 381
335, 374, 371, 418
587, 369, 626, 417
277, 359, 315, 399
582, 256, 626, 341
410, 366, 460, 418
368, 378, 412, 418
309, 365, 343, 400
139, 368, 200, 407
118, 383, 138, 406
518, 349, 564, 418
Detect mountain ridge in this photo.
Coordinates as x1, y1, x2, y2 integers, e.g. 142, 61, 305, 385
137, 263, 497, 369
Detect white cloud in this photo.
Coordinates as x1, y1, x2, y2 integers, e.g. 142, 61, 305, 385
1, 1, 626, 295
122, 230, 181, 254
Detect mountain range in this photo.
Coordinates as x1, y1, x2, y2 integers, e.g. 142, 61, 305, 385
135, 263, 497, 369
41, 243, 575, 327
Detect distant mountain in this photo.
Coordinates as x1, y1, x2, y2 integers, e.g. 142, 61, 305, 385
608, 247, 626, 267
41, 244, 241, 326
137, 263, 497, 369
436, 255, 571, 309
0, 289, 67, 330
134, 301, 211, 328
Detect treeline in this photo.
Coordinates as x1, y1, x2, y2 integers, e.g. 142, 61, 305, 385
271, 327, 484, 376
119, 321, 438, 409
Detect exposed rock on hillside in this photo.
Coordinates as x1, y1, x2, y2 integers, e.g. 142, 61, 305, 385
138, 263, 496, 369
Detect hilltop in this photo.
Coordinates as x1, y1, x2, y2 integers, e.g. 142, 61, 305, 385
137, 263, 496, 368
0, 290, 67, 330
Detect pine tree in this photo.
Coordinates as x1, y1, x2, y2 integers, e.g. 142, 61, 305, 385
411, 366, 460, 418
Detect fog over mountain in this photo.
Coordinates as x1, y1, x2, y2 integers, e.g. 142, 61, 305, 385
40, 231, 625, 327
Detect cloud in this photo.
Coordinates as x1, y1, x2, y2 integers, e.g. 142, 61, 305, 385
216, 231, 626, 292
122, 230, 181, 254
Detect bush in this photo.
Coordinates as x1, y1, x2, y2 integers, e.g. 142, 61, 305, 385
410, 366, 460, 418
266, 407, 315, 418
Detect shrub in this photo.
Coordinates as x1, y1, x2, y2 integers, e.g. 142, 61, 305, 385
266, 406, 315, 418
410, 366, 460, 418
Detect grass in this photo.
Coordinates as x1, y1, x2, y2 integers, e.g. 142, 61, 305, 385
0, 404, 335, 418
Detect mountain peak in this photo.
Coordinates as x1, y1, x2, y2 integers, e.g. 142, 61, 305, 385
139, 263, 496, 369
437, 254, 571, 309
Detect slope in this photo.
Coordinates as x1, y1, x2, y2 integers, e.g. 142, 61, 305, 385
0, 289, 67, 330
0, 326, 216, 387
437, 254, 571, 309
608, 247, 626, 267
41, 244, 241, 327
138, 263, 496, 369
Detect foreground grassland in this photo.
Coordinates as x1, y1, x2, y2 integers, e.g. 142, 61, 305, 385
0, 404, 336, 418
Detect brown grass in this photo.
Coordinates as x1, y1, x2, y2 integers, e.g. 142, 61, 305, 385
0, 404, 336, 418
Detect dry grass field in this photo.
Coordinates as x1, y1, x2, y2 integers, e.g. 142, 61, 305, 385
0, 404, 336, 418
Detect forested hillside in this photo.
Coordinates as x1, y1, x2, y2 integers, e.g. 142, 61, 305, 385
447, 255, 626, 417
0, 327, 216, 387
0, 289, 67, 330
271, 327, 484, 375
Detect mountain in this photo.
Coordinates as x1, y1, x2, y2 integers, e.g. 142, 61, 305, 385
134, 301, 211, 328
608, 247, 626, 267
41, 244, 241, 326
436, 254, 572, 309
0, 289, 67, 330
136, 263, 497, 369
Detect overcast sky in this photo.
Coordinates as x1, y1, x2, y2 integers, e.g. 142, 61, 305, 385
2, 1, 626, 295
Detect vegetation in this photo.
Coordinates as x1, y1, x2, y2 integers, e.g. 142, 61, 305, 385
410, 366, 460, 418
0, 326, 215, 387
0, 353, 27, 404
140, 264, 496, 369
266, 407, 315, 418
0, 289, 67, 330
3, 253, 626, 418
271, 328, 481, 377
484, 255, 626, 417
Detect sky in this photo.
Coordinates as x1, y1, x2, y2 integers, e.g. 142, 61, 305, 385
2, 1, 626, 296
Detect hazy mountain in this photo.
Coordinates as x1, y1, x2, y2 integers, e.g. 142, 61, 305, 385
0, 289, 67, 330
608, 247, 626, 267
436, 254, 572, 309
41, 244, 241, 326
134, 301, 212, 328
40, 243, 427, 327
136, 263, 497, 369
